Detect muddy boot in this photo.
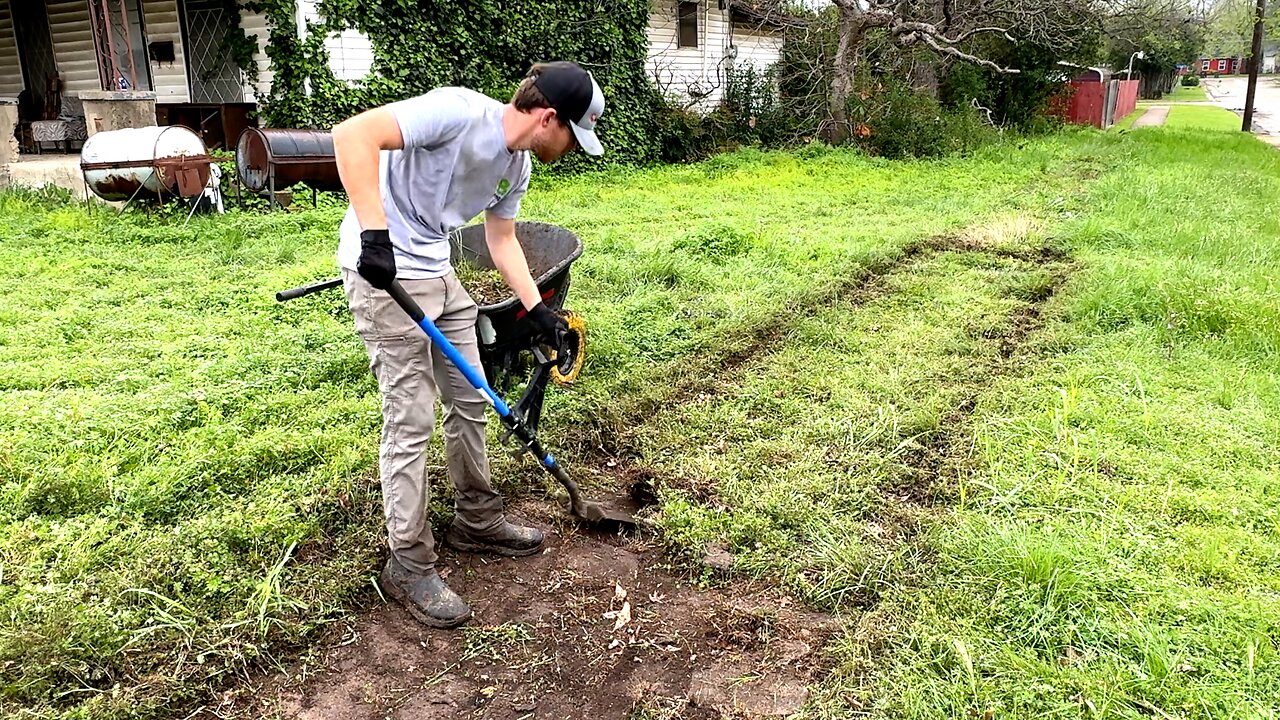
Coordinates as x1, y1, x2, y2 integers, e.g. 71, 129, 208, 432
446, 519, 545, 558
379, 556, 472, 629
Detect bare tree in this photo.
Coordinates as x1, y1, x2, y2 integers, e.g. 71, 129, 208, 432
821, 0, 1099, 142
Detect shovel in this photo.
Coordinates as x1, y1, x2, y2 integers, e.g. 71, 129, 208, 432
385, 281, 640, 531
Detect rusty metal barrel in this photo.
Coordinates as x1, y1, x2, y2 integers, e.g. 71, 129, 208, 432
235, 128, 344, 194
80, 125, 212, 201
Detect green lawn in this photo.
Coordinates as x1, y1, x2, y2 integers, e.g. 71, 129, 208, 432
1169, 83, 1209, 102
1113, 83, 1217, 131
1165, 104, 1244, 132
2, 126, 1279, 719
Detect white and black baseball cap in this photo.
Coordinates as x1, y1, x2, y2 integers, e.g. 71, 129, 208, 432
531, 61, 605, 156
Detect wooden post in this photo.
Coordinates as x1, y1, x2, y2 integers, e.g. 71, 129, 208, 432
95, 0, 120, 89
1243, 0, 1267, 132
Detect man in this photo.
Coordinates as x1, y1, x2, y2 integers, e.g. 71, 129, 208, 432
332, 61, 605, 628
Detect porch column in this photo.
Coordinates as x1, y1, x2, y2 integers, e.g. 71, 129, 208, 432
79, 90, 157, 135
0, 98, 17, 164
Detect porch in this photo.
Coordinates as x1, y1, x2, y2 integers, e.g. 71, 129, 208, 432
0, 0, 265, 164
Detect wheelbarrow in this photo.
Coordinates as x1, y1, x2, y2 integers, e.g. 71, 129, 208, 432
276, 222, 636, 530
450, 222, 586, 438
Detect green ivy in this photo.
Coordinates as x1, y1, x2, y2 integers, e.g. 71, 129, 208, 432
239, 0, 664, 166
219, 0, 259, 87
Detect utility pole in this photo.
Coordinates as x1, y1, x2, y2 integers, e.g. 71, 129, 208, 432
1242, 0, 1267, 132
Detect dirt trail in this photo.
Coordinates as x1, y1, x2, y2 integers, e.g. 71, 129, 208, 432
198, 496, 835, 720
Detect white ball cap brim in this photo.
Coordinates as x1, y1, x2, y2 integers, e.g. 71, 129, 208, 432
569, 76, 606, 156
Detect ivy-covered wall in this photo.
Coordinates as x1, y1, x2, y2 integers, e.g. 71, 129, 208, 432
240, 0, 663, 165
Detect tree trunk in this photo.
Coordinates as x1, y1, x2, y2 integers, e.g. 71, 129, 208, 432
910, 59, 939, 98
829, 8, 862, 144
911, 0, 944, 98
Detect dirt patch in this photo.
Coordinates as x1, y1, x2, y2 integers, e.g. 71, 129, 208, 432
196, 499, 835, 720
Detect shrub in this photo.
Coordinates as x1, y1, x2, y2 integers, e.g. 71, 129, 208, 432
847, 74, 1000, 159
717, 64, 795, 147
651, 97, 721, 164
1182, 74, 1200, 87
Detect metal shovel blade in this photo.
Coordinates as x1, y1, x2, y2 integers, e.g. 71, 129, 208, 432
550, 463, 645, 531
572, 498, 644, 529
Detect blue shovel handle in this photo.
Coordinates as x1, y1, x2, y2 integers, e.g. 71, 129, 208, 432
385, 281, 514, 418
380, 280, 636, 529
385, 280, 564, 472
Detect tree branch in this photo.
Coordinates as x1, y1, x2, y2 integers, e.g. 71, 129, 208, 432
918, 32, 1021, 73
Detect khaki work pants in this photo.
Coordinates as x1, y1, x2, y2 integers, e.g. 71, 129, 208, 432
344, 269, 505, 574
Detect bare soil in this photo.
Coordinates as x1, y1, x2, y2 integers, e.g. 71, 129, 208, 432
197, 497, 835, 720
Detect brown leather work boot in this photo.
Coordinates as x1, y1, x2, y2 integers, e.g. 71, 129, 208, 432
445, 519, 545, 557
379, 556, 472, 629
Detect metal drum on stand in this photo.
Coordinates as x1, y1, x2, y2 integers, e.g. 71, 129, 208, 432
235, 128, 343, 207
80, 125, 213, 202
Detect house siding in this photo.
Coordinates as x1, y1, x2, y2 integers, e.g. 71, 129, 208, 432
141, 0, 188, 103
238, 6, 272, 101
46, 0, 100, 96
730, 24, 781, 71
324, 27, 373, 82
297, 0, 373, 83
646, 0, 731, 107
0, 2, 24, 97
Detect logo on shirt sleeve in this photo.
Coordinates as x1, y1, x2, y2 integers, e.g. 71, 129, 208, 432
496, 178, 511, 197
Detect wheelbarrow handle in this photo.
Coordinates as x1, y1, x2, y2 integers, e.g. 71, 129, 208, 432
276, 277, 343, 302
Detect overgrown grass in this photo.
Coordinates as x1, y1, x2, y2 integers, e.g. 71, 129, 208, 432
3, 125, 1278, 719
804, 128, 1280, 718
0, 139, 1068, 719
1112, 109, 1144, 131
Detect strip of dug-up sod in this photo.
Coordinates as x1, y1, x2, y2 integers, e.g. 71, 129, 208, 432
194, 219, 1072, 720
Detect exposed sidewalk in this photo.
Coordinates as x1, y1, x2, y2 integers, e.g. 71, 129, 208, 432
1132, 105, 1170, 128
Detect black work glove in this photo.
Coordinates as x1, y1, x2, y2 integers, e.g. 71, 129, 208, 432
357, 229, 396, 290
527, 302, 569, 346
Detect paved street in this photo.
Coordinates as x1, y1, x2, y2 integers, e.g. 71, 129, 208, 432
1203, 75, 1280, 143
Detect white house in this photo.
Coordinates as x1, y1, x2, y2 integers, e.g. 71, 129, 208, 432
0, 0, 782, 157
645, 0, 788, 107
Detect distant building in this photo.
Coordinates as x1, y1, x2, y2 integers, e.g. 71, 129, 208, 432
1198, 57, 1243, 75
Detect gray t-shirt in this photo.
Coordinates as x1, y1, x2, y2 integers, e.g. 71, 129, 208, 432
337, 87, 532, 279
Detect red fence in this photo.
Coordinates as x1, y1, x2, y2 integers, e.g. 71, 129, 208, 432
1067, 81, 1106, 127
1113, 80, 1138, 122
1065, 80, 1139, 128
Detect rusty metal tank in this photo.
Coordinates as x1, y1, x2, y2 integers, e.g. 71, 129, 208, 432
235, 128, 344, 194
80, 125, 212, 201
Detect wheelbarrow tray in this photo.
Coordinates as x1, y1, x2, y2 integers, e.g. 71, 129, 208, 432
450, 222, 582, 357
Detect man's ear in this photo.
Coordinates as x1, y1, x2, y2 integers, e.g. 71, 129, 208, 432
540, 108, 559, 128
